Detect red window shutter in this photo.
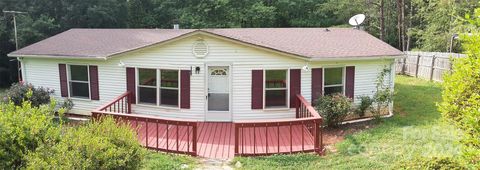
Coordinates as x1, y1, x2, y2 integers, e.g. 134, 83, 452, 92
126, 67, 136, 104
89, 65, 100, 100
345, 66, 355, 100
311, 68, 323, 104
180, 70, 191, 109
289, 69, 301, 108
58, 64, 68, 97
251, 70, 263, 109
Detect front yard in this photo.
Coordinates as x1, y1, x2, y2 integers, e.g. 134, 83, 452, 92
142, 152, 198, 170
231, 75, 461, 169
1, 75, 460, 169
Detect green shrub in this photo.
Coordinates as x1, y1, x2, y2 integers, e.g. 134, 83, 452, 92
0, 97, 60, 168
397, 157, 467, 170
2, 83, 54, 107
355, 95, 373, 117
315, 93, 352, 127
372, 66, 394, 120
60, 98, 74, 113
439, 9, 480, 166
26, 116, 146, 169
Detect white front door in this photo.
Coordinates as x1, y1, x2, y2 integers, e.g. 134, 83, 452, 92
206, 66, 231, 121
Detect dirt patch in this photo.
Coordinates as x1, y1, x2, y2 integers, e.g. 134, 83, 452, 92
322, 121, 377, 152
393, 105, 408, 117
343, 108, 390, 122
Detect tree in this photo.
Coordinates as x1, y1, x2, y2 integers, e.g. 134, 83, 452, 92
408, 0, 477, 52
17, 15, 61, 48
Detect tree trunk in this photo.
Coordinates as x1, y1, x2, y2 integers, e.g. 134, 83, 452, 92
401, 0, 406, 51
406, 0, 412, 51
379, 0, 385, 41
396, 0, 402, 50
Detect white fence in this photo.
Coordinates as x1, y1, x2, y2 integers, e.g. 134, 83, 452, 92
395, 51, 466, 82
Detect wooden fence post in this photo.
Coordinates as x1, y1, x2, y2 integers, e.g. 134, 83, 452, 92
430, 55, 436, 81
401, 57, 406, 74
415, 54, 421, 78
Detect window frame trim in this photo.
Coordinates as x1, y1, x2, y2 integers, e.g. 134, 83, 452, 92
322, 66, 346, 96
263, 69, 290, 110
135, 68, 180, 109
67, 64, 91, 100
159, 69, 180, 107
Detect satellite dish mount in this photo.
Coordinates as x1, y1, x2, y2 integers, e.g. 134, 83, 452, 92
348, 14, 366, 29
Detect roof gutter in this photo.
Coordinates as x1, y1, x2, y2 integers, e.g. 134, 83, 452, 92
7, 53, 108, 60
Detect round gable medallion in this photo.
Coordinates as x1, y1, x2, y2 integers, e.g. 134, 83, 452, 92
192, 39, 208, 58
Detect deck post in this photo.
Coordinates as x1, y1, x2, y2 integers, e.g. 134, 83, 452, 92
319, 118, 324, 155
295, 96, 299, 118
314, 120, 320, 154
127, 92, 132, 114
192, 122, 197, 156
145, 119, 148, 147
265, 123, 268, 154
234, 124, 239, 155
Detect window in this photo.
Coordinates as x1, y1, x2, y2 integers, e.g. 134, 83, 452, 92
138, 68, 157, 104
324, 67, 344, 95
69, 65, 90, 98
137, 68, 179, 107
210, 68, 227, 75
160, 70, 179, 106
265, 70, 288, 108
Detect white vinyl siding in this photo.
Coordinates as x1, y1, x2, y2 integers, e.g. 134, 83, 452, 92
21, 35, 396, 120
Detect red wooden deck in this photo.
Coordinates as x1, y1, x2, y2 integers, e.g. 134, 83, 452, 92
92, 92, 323, 159
136, 122, 314, 159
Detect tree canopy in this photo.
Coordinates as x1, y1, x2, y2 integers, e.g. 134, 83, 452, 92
0, 0, 478, 86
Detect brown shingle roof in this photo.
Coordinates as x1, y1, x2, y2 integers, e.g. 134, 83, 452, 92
9, 28, 403, 60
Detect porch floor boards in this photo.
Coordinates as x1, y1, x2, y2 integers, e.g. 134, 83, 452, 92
135, 122, 314, 159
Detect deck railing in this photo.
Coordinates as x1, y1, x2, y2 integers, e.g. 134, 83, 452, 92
97, 91, 132, 114
92, 92, 198, 156
234, 94, 324, 156
93, 92, 323, 158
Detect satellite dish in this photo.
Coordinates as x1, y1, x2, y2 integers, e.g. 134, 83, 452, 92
348, 14, 366, 28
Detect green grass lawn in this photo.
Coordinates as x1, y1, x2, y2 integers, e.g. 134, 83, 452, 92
232, 75, 462, 169
142, 152, 198, 170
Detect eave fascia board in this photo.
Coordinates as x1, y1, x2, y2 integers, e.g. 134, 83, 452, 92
7, 53, 107, 60
308, 54, 405, 62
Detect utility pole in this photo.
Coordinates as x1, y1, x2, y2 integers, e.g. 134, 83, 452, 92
3, 10, 27, 82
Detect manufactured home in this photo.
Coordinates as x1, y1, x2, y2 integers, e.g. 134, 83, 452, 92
9, 28, 403, 158
9, 28, 402, 121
